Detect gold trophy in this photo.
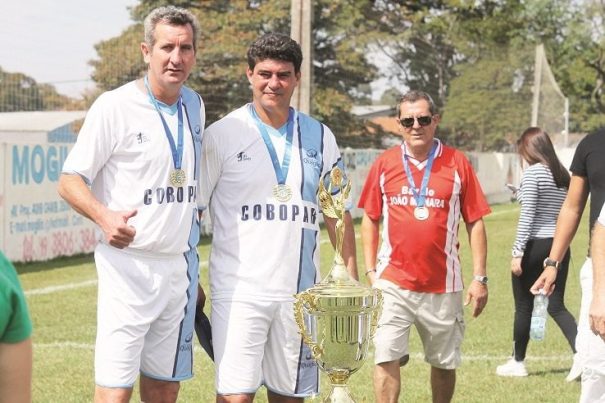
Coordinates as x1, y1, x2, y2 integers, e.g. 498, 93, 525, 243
294, 168, 382, 402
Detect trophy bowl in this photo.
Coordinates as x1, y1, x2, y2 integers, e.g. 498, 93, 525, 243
294, 272, 382, 402
293, 168, 382, 402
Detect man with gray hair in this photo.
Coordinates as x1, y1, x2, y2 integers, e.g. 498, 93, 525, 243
58, 6, 205, 402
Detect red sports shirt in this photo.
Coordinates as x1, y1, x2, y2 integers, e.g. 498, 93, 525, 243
358, 141, 490, 293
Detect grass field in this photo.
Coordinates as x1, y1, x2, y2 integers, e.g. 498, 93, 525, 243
16, 203, 589, 402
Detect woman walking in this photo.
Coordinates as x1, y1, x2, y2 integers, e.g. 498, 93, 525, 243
496, 127, 579, 379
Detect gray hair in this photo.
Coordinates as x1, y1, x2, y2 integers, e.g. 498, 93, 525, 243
397, 90, 438, 117
143, 6, 200, 52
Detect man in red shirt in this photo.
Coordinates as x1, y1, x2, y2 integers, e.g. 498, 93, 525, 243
358, 90, 490, 403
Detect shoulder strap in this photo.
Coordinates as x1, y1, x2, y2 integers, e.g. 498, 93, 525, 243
181, 86, 203, 181
296, 112, 325, 201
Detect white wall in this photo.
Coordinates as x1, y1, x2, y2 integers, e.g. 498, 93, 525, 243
4, 139, 569, 261
199, 148, 523, 236
1, 125, 96, 262
342, 148, 523, 218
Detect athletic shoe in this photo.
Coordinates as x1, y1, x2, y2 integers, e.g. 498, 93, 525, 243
496, 358, 528, 377
565, 353, 582, 382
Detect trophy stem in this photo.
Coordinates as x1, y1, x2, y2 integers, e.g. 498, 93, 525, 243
324, 384, 355, 403
294, 168, 382, 403
322, 259, 353, 284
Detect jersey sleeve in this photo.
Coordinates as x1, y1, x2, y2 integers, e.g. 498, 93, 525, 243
457, 151, 491, 223
357, 157, 384, 220
61, 94, 116, 184
199, 124, 224, 212
570, 134, 589, 177
191, 92, 206, 211
512, 167, 538, 253
0, 254, 32, 343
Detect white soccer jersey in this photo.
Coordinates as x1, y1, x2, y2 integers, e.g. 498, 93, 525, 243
62, 81, 205, 256
200, 104, 345, 301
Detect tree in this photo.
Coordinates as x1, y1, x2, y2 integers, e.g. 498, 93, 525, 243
364, 1, 592, 150
0, 67, 78, 112
365, 1, 457, 110
88, 0, 380, 146
552, 0, 605, 133
87, 0, 604, 149
441, 47, 533, 151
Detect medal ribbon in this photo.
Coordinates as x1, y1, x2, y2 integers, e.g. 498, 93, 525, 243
144, 75, 184, 171
401, 141, 438, 208
249, 104, 295, 186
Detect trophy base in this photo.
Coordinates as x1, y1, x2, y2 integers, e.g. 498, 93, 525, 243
323, 384, 355, 403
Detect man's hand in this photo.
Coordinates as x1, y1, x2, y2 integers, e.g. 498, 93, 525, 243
590, 293, 605, 341
365, 270, 377, 286
511, 257, 523, 277
99, 209, 137, 249
464, 280, 488, 318
530, 266, 557, 296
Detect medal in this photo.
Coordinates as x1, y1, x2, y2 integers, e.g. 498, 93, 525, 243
144, 76, 186, 188
273, 184, 293, 202
170, 169, 187, 187
414, 206, 429, 221
402, 141, 438, 221
249, 104, 296, 203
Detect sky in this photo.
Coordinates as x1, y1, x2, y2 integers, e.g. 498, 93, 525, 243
0, 0, 138, 97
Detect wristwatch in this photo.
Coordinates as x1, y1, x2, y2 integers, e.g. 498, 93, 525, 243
473, 275, 488, 285
512, 249, 523, 258
543, 257, 561, 270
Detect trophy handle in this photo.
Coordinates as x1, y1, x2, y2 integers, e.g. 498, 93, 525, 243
293, 293, 323, 359
370, 290, 384, 336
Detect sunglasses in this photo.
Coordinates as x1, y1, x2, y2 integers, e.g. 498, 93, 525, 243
399, 116, 433, 128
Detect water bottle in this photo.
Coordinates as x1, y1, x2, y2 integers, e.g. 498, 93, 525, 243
530, 289, 549, 341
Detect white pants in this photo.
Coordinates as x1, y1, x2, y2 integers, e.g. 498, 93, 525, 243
578, 258, 605, 402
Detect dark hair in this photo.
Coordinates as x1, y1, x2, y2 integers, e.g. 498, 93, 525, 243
517, 127, 570, 189
397, 90, 438, 118
144, 6, 200, 52
246, 33, 303, 73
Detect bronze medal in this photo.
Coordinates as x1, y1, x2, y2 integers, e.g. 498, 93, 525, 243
170, 169, 186, 187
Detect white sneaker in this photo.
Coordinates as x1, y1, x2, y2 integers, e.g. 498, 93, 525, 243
566, 354, 582, 382
496, 358, 528, 377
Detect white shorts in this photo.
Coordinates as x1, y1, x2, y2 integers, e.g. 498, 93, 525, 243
94, 243, 199, 387
372, 279, 465, 369
212, 299, 318, 397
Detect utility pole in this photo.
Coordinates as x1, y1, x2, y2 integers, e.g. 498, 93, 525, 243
290, 0, 312, 114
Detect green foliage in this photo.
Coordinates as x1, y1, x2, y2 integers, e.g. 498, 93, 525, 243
90, 26, 146, 93
441, 46, 533, 151
552, 2, 605, 134
0, 67, 79, 112
85, 0, 379, 146
13, 0, 605, 147
363, 0, 605, 149
309, 0, 380, 142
